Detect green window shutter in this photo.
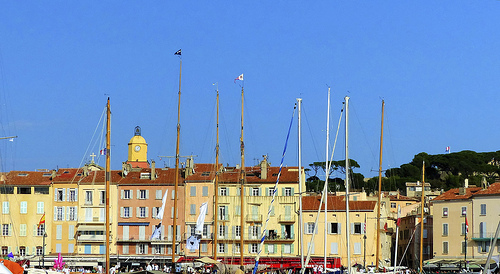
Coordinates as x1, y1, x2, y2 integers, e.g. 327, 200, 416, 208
291, 188, 295, 195
290, 224, 295, 238
274, 244, 277, 254
291, 244, 294, 253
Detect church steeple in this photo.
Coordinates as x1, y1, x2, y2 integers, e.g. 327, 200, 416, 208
126, 126, 149, 168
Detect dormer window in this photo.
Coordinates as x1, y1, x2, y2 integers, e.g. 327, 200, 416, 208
201, 172, 210, 176
17, 173, 28, 177
140, 173, 150, 179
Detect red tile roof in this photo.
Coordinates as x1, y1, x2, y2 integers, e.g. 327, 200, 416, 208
2, 171, 51, 185
388, 194, 418, 202
472, 182, 500, 196
185, 163, 221, 181
302, 195, 376, 211
432, 186, 482, 201
218, 166, 300, 184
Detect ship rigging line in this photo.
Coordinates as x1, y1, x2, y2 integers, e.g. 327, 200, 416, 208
252, 103, 296, 274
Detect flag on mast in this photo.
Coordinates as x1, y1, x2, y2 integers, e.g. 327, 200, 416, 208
465, 216, 469, 234
445, 146, 450, 153
150, 222, 162, 240
396, 205, 401, 227
155, 190, 169, 220
37, 213, 46, 229
195, 202, 208, 234
234, 73, 243, 83
174, 49, 182, 55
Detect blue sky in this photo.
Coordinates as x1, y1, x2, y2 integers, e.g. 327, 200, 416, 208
0, 1, 499, 180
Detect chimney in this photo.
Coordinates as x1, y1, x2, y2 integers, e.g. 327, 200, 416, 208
51, 170, 57, 179
122, 162, 131, 178
464, 178, 469, 188
260, 155, 268, 180
82, 165, 89, 177
151, 160, 156, 180
459, 187, 466, 195
185, 157, 194, 177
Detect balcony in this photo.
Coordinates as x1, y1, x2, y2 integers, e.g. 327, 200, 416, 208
278, 215, 295, 223
471, 232, 500, 241
77, 234, 106, 242
215, 233, 295, 242
245, 214, 263, 223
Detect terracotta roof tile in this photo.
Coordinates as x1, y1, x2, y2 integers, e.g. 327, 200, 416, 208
433, 186, 482, 201
3, 171, 51, 186
472, 182, 500, 196
218, 166, 299, 184
302, 195, 376, 211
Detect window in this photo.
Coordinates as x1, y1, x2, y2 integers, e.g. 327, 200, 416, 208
37, 202, 44, 214
306, 222, 315, 234
56, 189, 64, 201
443, 224, 448, 236
249, 226, 259, 239
190, 186, 196, 197
219, 206, 227, 220
234, 243, 240, 254
331, 242, 339, 254
443, 242, 449, 254
36, 246, 43, 256
56, 225, 62, 240
122, 245, 129, 254
190, 204, 196, 215
481, 204, 486, 215
329, 223, 340, 234
20, 224, 27, 236
2, 201, 9, 214
0, 187, 14, 194
68, 207, 77, 221
99, 191, 105, 205
140, 190, 147, 199
152, 207, 160, 218
34, 187, 49, 194
19, 246, 26, 256
203, 225, 209, 237
153, 245, 162, 254
37, 224, 45, 236
219, 187, 227, 196
138, 244, 146, 254
283, 244, 291, 254
124, 190, 131, 199
268, 187, 275, 196
391, 202, 396, 208
1, 247, 7, 256
202, 186, 208, 197
20, 201, 27, 214
250, 243, 258, 253
354, 243, 361, 255
139, 207, 146, 218
479, 242, 489, 253
85, 190, 93, 205
235, 226, 241, 238
251, 188, 260, 196
124, 207, 130, 218
69, 189, 77, 202
354, 223, 362, 234
442, 207, 448, 217
461, 206, 467, 216
156, 190, 162, 200
218, 243, 225, 253
218, 225, 226, 238
56, 207, 64, 221
284, 187, 292, 196
2, 224, 10, 236
18, 187, 31, 194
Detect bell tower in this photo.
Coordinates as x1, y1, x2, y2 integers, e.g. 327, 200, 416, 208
126, 126, 149, 168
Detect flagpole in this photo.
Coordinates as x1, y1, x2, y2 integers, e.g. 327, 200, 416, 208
419, 161, 425, 274
464, 212, 467, 271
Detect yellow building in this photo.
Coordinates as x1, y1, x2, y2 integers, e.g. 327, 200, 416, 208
215, 157, 304, 264
302, 194, 391, 268
0, 171, 52, 263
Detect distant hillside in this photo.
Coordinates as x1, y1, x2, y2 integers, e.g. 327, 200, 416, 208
306, 150, 500, 194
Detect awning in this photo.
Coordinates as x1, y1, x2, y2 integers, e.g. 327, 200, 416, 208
77, 225, 106, 231
195, 257, 219, 264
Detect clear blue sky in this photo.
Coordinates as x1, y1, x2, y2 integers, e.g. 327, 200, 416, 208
1, 1, 499, 181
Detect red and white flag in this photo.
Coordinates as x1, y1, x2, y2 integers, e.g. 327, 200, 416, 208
445, 146, 450, 153
465, 216, 469, 234
396, 205, 401, 227
234, 73, 243, 83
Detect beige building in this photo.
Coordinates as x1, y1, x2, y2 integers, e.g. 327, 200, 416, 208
0, 171, 52, 263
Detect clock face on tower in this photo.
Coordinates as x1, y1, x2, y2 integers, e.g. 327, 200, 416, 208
134, 145, 141, 152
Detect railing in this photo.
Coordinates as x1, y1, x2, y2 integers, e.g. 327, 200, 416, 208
278, 215, 295, 222
471, 232, 500, 239
215, 233, 295, 241
77, 235, 106, 242
245, 214, 263, 222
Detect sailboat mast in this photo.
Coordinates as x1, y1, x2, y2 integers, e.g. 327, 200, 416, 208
297, 98, 304, 269
240, 85, 245, 267
376, 100, 385, 270
345, 96, 351, 273
419, 161, 425, 273
214, 84, 220, 260
324, 87, 331, 269
172, 56, 182, 264
105, 97, 111, 274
